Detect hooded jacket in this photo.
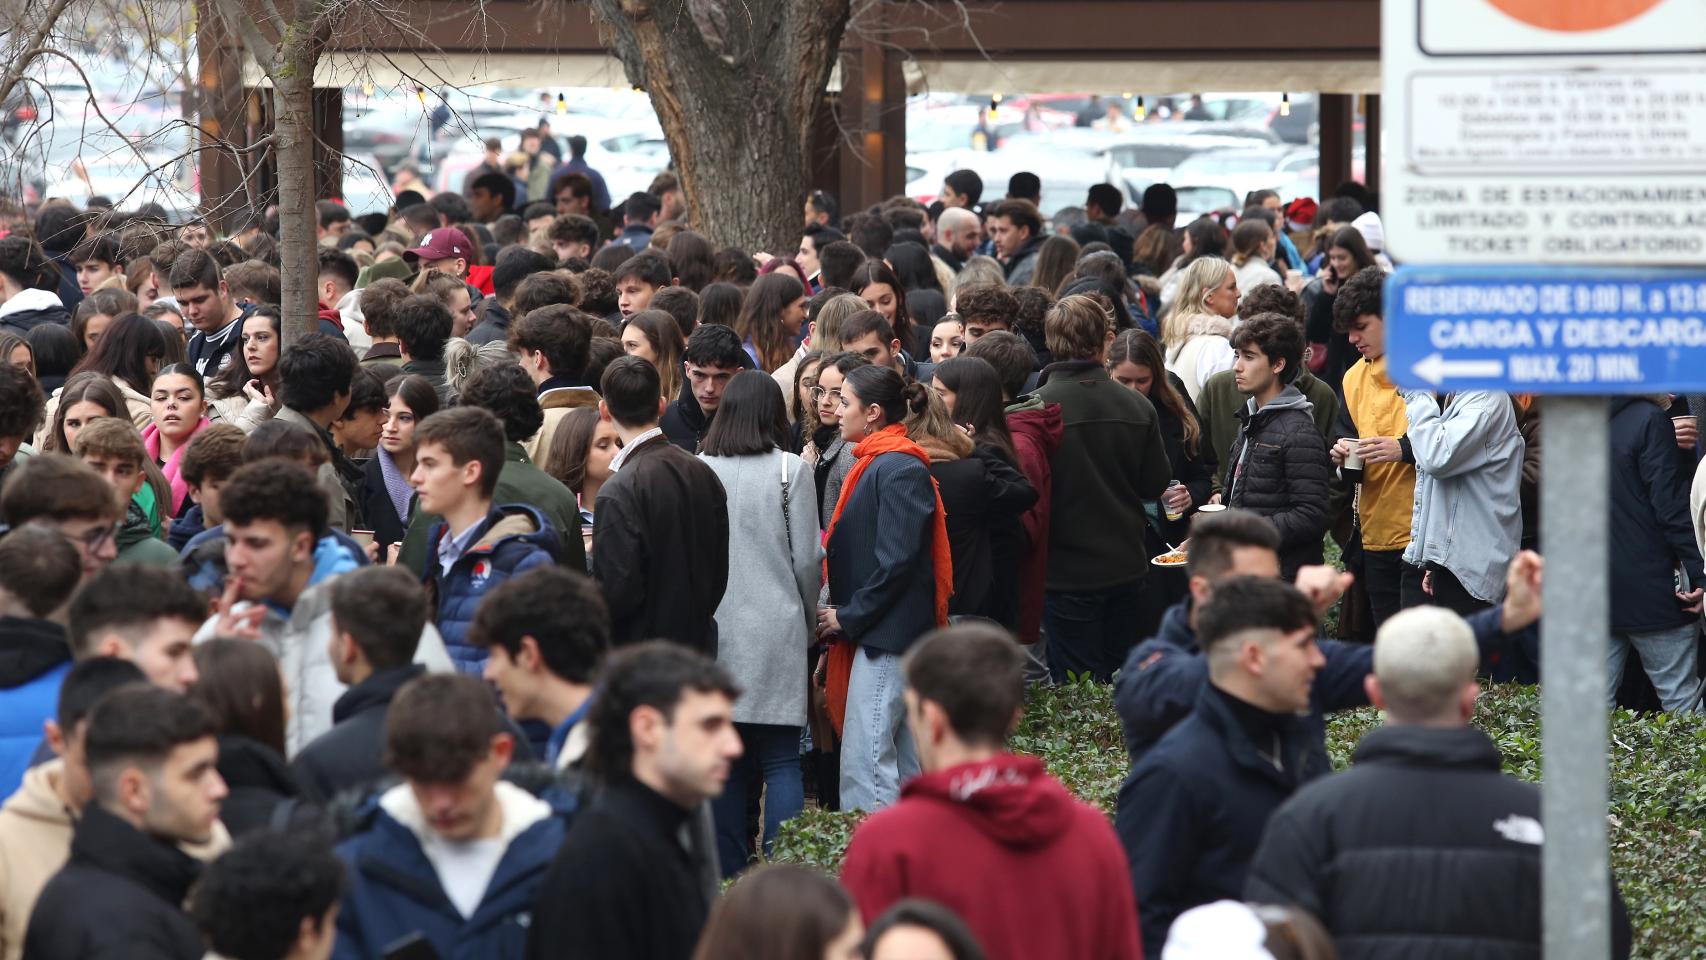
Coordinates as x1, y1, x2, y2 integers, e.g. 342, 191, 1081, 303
1005, 395, 1062, 643
660, 383, 712, 453
1609, 396, 1705, 633
396, 443, 586, 577
0, 617, 70, 800
0, 288, 69, 336
1225, 384, 1332, 579
333, 781, 570, 960
1002, 235, 1046, 286
213, 733, 301, 838
425, 503, 560, 673
841, 755, 1142, 960
115, 497, 180, 568
1196, 366, 1338, 490
466, 297, 512, 347
22, 806, 205, 960
292, 664, 426, 803
1246, 725, 1633, 960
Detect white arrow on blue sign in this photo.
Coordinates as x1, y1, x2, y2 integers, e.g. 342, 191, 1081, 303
1385, 265, 1706, 394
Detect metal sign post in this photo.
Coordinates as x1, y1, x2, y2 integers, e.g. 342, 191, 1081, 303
1537, 396, 1610, 960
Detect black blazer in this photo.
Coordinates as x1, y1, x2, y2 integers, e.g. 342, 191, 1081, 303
359, 455, 411, 548
825, 451, 939, 656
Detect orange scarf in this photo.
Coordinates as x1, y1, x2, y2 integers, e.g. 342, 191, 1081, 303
822, 423, 953, 736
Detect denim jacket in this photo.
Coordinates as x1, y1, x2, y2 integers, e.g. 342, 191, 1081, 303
1400, 390, 1523, 602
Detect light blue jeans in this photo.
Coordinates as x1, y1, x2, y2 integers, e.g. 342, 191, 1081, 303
839, 647, 919, 811
1607, 624, 1703, 713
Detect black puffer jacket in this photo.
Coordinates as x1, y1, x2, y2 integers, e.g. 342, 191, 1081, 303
1224, 384, 1331, 578
1246, 725, 1633, 960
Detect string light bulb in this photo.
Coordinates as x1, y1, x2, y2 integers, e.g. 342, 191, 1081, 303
1135, 96, 1146, 120
1280, 92, 1291, 117
415, 86, 426, 105
555, 92, 567, 115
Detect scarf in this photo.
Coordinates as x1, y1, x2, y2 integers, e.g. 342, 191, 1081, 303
142, 417, 209, 519
376, 446, 414, 528
821, 423, 954, 736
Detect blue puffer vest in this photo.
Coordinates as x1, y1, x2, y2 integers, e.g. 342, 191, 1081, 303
424, 503, 560, 673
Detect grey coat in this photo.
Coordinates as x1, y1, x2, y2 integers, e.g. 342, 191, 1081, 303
700, 450, 823, 727
817, 435, 856, 529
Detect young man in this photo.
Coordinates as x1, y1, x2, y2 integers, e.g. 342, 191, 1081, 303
803, 188, 839, 229
472, 566, 610, 770
401, 227, 472, 280
986, 199, 1044, 286
73, 418, 179, 567
614, 250, 672, 319
510, 304, 598, 464
661, 323, 746, 452
841, 624, 1142, 960
291, 566, 431, 802
0, 527, 79, 798
393, 293, 455, 402
411, 407, 558, 674
1196, 284, 1338, 489
355, 278, 409, 369
594, 357, 729, 654
192, 831, 344, 960
550, 170, 598, 218
0, 454, 121, 580
70, 233, 120, 296
932, 206, 981, 273
170, 247, 246, 376
1246, 607, 1634, 959
614, 190, 662, 250
838, 310, 907, 376
0, 363, 42, 487
529, 641, 741, 959
168, 423, 245, 551
274, 333, 361, 531
24, 685, 228, 960
1224, 313, 1332, 580
797, 223, 843, 290
939, 169, 983, 210
331, 674, 570, 960
316, 248, 361, 346
1331, 266, 1417, 628
468, 171, 517, 223
954, 283, 1017, 345
1034, 295, 1171, 682
316, 199, 352, 244
1606, 393, 1706, 711
0, 658, 164, 960
817, 239, 867, 293
1119, 576, 1324, 954
549, 213, 601, 262
649, 170, 686, 223
214, 460, 450, 753
467, 246, 554, 346
70, 562, 206, 693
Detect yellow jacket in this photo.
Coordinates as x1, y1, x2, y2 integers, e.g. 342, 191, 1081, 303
1340, 356, 1416, 551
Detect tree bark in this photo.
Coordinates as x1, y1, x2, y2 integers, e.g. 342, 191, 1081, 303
272, 60, 318, 343
585, 0, 853, 255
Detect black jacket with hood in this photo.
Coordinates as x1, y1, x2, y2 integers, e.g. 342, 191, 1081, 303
1609, 396, 1705, 633
0, 287, 70, 336
1224, 383, 1332, 578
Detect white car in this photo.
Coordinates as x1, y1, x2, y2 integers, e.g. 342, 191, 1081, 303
1164, 145, 1317, 208
43, 153, 196, 215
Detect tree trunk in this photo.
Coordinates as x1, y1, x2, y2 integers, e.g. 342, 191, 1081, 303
272, 60, 319, 344
585, 0, 852, 255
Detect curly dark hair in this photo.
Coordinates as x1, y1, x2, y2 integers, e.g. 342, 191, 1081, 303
469, 567, 609, 683
1332, 265, 1385, 334
1239, 282, 1306, 327
458, 361, 543, 442
192, 830, 345, 960
219, 459, 329, 539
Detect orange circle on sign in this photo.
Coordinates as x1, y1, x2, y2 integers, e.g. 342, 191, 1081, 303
1486, 0, 1664, 31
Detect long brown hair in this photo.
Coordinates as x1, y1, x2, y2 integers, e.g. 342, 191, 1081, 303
623, 310, 685, 401
1108, 328, 1202, 457
544, 406, 601, 493
735, 271, 806, 372
189, 638, 287, 757
692, 865, 856, 960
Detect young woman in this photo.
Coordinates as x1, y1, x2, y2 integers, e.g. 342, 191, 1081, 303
882, 242, 946, 330
61, 312, 164, 429
25, 322, 78, 393
928, 317, 964, 364
44, 371, 128, 452
691, 865, 863, 960
415, 268, 477, 338
1158, 216, 1229, 311
144, 363, 212, 518
1229, 219, 1283, 294
904, 377, 1035, 628
208, 304, 282, 433
698, 281, 745, 329
545, 405, 620, 524
948, 256, 1004, 311
1161, 256, 1239, 404
820, 364, 951, 811
189, 639, 299, 837
804, 352, 871, 527
1303, 224, 1381, 392
70, 288, 138, 355
697, 371, 821, 873
0, 332, 29, 375
667, 230, 716, 292
787, 351, 825, 453
736, 271, 808, 372
1030, 235, 1081, 296
851, 261, 921, 360
362, 374, 440, 549
621, 309, 686, 401
864, 901, 988, 960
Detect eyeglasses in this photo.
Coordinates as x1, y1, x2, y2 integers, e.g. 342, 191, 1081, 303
809, 386, 842, 404
67, 521, 121, 552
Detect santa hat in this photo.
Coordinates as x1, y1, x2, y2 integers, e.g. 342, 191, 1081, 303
1352, 210, 1386, 253
1283, 197, 1317, 233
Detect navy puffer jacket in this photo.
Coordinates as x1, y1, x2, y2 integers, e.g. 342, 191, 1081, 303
424, 503, 559, 673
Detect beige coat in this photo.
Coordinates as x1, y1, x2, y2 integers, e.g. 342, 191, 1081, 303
32, 376, 152, 450
0, 760, 229, 960
524, 386, 600, 472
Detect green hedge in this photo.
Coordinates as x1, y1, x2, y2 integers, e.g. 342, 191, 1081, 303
771, 680, 1706, 957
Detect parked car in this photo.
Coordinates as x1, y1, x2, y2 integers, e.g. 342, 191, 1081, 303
1164, 144, 1317, 206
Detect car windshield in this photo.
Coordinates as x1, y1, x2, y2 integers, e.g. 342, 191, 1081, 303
1174, 150, 1282, 174
1111, 144, 1198, 169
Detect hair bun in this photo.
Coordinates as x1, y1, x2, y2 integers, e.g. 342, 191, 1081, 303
902, 380, 931, 415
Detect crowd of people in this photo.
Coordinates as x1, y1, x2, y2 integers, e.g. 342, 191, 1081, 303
0, 135, 1677, 959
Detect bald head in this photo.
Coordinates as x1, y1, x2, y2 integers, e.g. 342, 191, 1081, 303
937, 206, 983, 261
1371, 606, 1479, 726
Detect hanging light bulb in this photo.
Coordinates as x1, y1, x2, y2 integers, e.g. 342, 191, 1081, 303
555, 92, 567, 115
1135, 96, 1146, 120
1280, 92, 1291, 117
415, 86, 426, 105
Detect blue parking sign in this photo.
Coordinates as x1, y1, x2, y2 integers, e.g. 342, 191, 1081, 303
1385, 265, 1706, 394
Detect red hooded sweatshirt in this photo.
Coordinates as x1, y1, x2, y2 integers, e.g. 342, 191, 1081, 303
841, 754, 1142, 960
1006, 397, 1062, 644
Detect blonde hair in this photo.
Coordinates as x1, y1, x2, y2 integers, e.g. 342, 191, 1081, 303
950, 256, 1006, 310
1373, 607, 1478, 722
1163, 257, 1235, 350
901, 381, 973, 460
811, 293, 868, 354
